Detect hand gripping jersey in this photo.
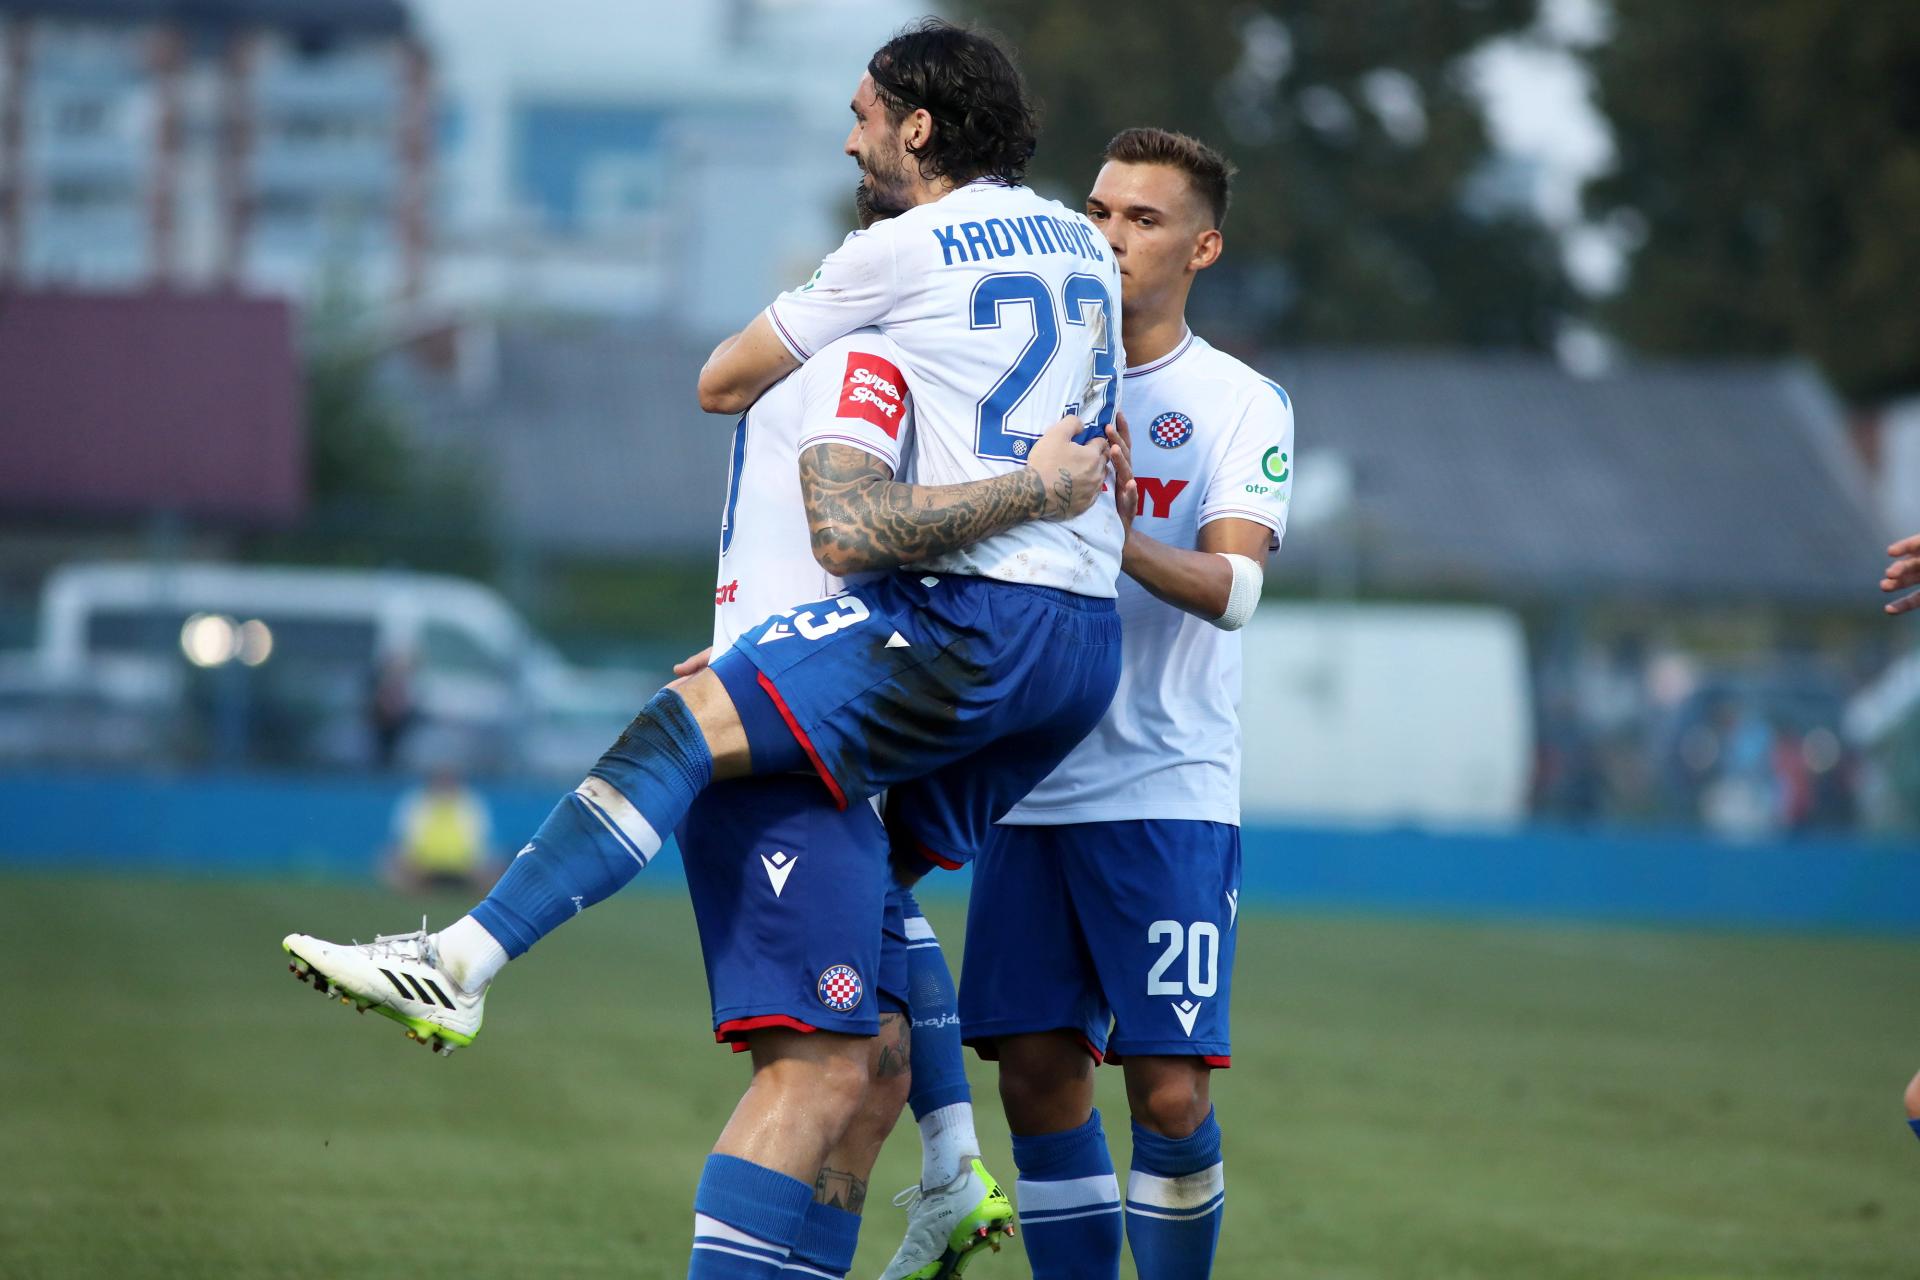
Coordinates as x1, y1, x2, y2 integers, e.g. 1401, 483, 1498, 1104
711, 329, 914, 653
1002, 331, 1295, 826
765, 180, 1125, 597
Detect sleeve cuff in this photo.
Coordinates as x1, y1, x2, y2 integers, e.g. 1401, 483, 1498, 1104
1199, 506, 1285, 550
794, 432, 902, 472
764, 303, 812, 362
1198, 505, 1284, 533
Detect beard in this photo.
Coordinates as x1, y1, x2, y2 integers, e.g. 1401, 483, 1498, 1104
856, 143, 914, 216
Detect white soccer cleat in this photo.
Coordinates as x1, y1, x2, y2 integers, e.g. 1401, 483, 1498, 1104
282, 922, 484, 1057
878, 1158, 1015, 1280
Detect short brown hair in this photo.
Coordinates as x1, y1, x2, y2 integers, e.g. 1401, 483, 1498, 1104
1102, 127, 1237, 228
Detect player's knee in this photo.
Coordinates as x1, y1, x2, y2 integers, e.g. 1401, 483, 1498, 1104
1126, 1062, 1211, 1139
996, 1042, 1095, 1134
753, 1039, 871, 1126
793, 1051, 871, 1141
814, 1047, 875, 1118
1904, 1069, 1920, 1120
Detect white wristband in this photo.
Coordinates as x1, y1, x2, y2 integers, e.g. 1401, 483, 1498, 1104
1213, 553, 1263, 631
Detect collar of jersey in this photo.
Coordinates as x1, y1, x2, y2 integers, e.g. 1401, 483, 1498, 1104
1124, 329, 1195, 378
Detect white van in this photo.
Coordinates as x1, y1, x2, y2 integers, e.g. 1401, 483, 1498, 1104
1238, 604, 1534, 827
9, 561, 653, 774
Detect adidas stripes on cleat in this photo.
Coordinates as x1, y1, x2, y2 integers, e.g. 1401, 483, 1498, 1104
282, 922, 484, 1057
879, 1158, 1016, 1280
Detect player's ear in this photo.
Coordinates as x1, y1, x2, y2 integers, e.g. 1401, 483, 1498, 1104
903, 106, 935, 153
1190, 228, 1223, 273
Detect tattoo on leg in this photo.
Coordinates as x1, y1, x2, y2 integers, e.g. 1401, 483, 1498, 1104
876, 1012, 911, 1079
815, 1165, 868, 1213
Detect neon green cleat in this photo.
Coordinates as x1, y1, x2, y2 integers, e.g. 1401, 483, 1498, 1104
878, 1158, 1016, 1280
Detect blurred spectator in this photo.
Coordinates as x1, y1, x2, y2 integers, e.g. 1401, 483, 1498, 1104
382, 767, 499, 894
369, 651, 416, 769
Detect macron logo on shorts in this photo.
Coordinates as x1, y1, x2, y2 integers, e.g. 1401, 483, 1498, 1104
838, 352, 906, 438
761, 850, 797, 897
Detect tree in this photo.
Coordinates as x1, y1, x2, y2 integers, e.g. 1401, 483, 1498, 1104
304, 279, 416, 507
962, 0, 1570, 349
1586, 0, 1920, 402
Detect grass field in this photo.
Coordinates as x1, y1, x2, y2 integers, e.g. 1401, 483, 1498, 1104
2, 870, 1917, 1279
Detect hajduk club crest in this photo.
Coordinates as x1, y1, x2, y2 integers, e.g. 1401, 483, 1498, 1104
1148, 411, 1194, 449
817, 964, 863, 1012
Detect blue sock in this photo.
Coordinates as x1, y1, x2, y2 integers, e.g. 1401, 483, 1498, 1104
1125, 1109, 1225, 1280
904, 895, 970, 1119
901, 894, 978, 1190
689, 1154, 812, 1278
1011, 1110, 1122, 1280
471, 690, 710, 956
1910, 1118, 1920, 1143
780, 1201, 860, 1278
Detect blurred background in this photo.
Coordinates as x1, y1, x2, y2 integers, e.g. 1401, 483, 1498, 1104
4, 3, 1920, 1277
1, 0, 1915, 868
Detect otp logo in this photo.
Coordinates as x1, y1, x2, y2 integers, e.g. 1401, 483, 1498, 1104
838, 352, 907, 438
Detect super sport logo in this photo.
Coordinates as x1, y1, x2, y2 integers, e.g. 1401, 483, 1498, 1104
838, 352, 906, 438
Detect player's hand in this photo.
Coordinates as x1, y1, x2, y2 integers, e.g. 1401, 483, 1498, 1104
1110, 411, 1138, 540
1026, 414, 1109, 521
1885, 534, 1920, 616
668, 646, 713, 689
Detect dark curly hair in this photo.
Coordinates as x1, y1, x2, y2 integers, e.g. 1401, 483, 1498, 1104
867, 18, 1037, 188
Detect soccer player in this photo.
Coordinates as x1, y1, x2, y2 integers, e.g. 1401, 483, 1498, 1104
665, 182, 1049, 1280
677, 315, 1048, 1275
284, 16, 1124, 1060
949, 129, 1292, 1280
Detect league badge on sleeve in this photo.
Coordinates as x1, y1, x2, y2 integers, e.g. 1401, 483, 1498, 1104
817, 964, 864, 1012
1148, 411, 1194, 449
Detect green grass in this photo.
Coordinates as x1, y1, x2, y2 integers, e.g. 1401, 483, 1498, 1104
1, 872, 1916, 1278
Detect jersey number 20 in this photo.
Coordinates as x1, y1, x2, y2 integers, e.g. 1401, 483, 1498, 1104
1146, 920, 1220, 998
970, 271, 1117, 462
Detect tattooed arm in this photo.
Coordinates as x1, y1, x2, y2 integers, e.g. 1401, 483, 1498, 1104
801, 414, 1110, 576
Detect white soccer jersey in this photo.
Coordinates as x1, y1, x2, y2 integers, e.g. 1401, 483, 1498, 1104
765, 180, 1125, 597
1003, 331, 1295, 826
711, 329, 913, 652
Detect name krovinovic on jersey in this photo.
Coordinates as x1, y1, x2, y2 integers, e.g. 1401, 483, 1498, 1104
932, 216, 1108, 265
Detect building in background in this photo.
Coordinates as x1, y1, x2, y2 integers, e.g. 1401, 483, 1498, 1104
410, 0, 920, 331
0, 0, 430, 302
0, 0, 925, 328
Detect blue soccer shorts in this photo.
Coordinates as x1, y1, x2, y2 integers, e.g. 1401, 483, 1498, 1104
678, 775, 908, 1048
958, 819, 1241, 1066
710, 571, 1122, 868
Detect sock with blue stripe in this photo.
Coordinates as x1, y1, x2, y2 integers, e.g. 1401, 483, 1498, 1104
1124, 1109, 1225, 1280
1011, 1109, 1122, 1280
466, 689, 710, 961
902, 895, 976, 1190
689, 1154, 812, 1278
780, 1201, 860, 1279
